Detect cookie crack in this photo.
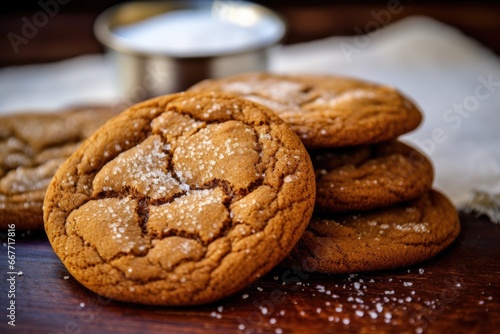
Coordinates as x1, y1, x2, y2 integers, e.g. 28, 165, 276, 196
153, 227, 205, 245
69, 229, 118, 267
137, 197, 150, 236
74, 116, 153, 177
58, 126, 156, 231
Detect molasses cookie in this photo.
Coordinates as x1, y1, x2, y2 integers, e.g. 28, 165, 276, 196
284, 190, 460, 273
313, 141, 433, 212
0, 107, 116, 230
189, 73, 422, 148
44, 92, 316, 305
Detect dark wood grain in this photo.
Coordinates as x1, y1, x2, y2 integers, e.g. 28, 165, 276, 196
0, 213, 498, 334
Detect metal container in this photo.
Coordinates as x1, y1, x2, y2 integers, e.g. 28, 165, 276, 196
94, 0, 286, 102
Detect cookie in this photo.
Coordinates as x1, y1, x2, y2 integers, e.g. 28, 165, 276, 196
313, 141, 433, 212
284, 190, 460, 273
0, 107, 116, 230
44, 92, 316, 305
188, 73, 422, 148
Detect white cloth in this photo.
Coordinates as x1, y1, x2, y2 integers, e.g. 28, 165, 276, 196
1, 16, 499, 211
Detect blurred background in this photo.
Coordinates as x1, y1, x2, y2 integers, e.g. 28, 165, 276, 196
1, 0, 499, 67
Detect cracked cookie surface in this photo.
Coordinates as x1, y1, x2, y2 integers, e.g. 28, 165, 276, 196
283, 190, 460, 273
0, 107, 116, 230
44, 92, 316, 305
313, 141, 433, 212
188, 73, 422, 148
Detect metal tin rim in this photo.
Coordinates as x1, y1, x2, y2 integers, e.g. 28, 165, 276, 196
94, 0, 287, 59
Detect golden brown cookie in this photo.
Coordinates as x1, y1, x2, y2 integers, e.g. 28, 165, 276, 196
313, 141, 433, 212
284, 190, 460, 273
44, 92, 316, 306
189, 73, 422, 148
0, 107, 116, 230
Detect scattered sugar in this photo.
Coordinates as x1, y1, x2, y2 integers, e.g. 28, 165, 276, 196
210, 311, 222, 319
259, 133, 272, 140
394, 222, 429, 233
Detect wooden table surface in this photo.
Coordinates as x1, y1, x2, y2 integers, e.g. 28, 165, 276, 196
1, 213, 498, 334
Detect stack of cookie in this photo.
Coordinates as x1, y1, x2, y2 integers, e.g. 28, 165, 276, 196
0, 107, 116, 230
189, 73, 460, 274
37, 73, 460, 306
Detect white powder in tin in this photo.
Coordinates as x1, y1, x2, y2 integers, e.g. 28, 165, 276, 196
114, 9, 283, 56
